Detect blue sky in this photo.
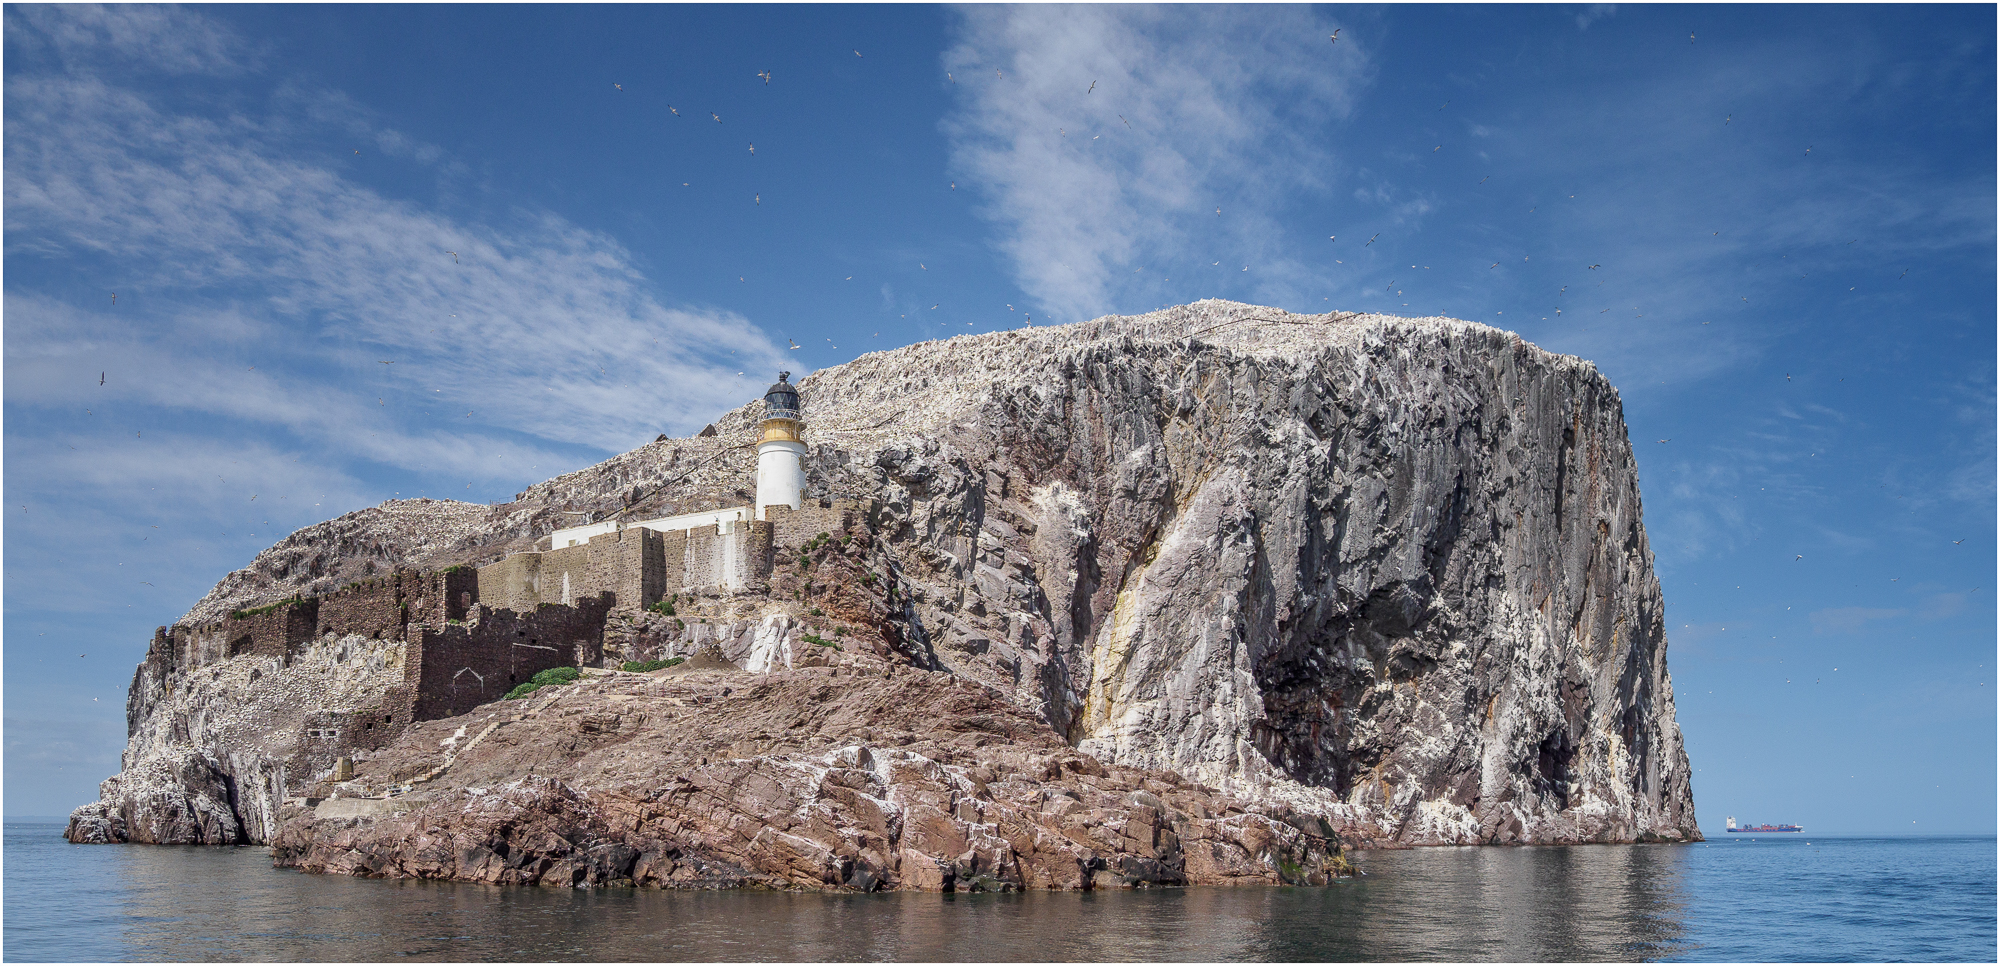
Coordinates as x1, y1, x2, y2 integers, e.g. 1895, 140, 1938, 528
5, 4, 1993, 833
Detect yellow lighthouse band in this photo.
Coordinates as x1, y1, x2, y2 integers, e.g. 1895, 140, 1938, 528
759, 417, 802, 444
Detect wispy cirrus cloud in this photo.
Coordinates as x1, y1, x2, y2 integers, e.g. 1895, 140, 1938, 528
5, 63, 788, 456
5, 2, 258, 75
942, 5, 1371, 322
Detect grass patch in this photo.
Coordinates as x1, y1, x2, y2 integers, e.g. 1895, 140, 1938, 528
647, 598, 677, 616
503, 666, 583, 700
228, 598, 298, 620
802, 633, 842, 650
621, 657, 686, 673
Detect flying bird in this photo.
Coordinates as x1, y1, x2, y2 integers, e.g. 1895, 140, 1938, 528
754, 193, 761, 205
379, 360, 394, 365
1725, 114, 1732, 123
996, 69, 1003, 78
1216, 207, 1222, 216
1796, 555, 1804, 560
748, 143, 755, 155
1805, 145, 1813, 155
1366, 233, 1378, 246
758, 69, 772, 85
1479, 175, 1489, 184
788, 338, 801, 349
1088, 80, 1096, 94
669, 106, 680, 116
711, 112, 722, 123
614, 83, 623, 91
950, 181, 956, 190
1657, 439, 1670, 443
1330, 29, 1340, 43
854, 50, 862, 57
447, 251, 458, 263
109, 293, 116, 305
99, 372, 105, 386
1490, 263, 1499, 269
920, 263, 927, 270
1120, 115, 1130, 127
1588, 264, 1600, 270
1689, 32, 1695, 42
1954, 539, 1965, 545
1434, 145, 1442, 152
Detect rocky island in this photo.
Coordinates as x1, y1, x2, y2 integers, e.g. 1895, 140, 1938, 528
66, 301, 1700, 890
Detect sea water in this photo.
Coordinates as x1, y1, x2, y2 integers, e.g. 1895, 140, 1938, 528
3, 823, 1991, 962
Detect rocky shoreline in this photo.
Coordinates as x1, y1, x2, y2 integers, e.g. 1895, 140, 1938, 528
265, 658, 1355, 891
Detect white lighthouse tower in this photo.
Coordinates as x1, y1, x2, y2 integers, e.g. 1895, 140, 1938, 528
754, 372, 806, 519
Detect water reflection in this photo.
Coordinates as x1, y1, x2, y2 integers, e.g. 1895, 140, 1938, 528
11, 823, 1717, 962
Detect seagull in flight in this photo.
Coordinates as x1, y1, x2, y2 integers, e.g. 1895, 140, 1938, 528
378, 360, 394, 365
711, 112, 722, 123
1795, 555, 1804, 561
758, 69, 772, 85
1120, 115, 1130, 127
1088, 80, 1096, 94
754, 193, 761, 205
1588, 264, 1601, 270
110, 292, 117, 305
748, 143, 755, 155
447, 251, 458, 263
853, 50, 862, 57
1330, 29, 1340, 43
788, 338, 801, 350
99, 372, 105, 386
1656, 439, 1670, 444
669, 106, 680, 116
614, 83, 623, 91
1366, 233, 1378, 246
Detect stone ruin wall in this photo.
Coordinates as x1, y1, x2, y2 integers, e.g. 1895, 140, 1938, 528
402, 595, 613, 720
471, 499, 869, 613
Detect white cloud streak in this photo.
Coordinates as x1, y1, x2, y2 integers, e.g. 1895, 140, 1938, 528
943, 5, 1370, 321
5, 13, 790, 459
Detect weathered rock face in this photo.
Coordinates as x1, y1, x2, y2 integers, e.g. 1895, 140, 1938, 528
271, 664, 1350, 891
68, 633, 410, 845
788, 302, 1698, 845
74, 301, 1698, 875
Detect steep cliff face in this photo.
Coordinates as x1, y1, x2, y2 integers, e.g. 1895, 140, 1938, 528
792, 303, 1697, 845
74, 302, 1697, 866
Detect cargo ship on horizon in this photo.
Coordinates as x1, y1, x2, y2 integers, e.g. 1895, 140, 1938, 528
1726, 816, 1803, 833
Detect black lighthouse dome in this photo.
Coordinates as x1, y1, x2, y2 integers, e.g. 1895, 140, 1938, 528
763, 371, 800, 420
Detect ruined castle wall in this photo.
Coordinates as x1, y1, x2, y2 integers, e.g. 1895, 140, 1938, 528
476, 554, 543, 614
584, 527, 663, 610
437, 569, 477, 624
766, 499, 867, 552
403, 595, 612, 721
674, 521, 769, 594
313, 574, 415, 642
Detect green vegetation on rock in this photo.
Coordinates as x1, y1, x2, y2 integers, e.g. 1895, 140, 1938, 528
620, 658, 685, 673
503, 666, 583, 700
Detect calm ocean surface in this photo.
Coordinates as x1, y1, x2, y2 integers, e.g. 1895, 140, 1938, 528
3, 823, 1992, 962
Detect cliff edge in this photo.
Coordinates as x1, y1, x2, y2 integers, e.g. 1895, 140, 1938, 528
69, 301, 1699, 889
